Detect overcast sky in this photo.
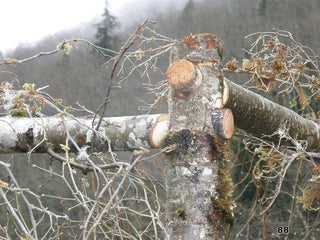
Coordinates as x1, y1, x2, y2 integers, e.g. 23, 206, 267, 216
0, 0, 134, 54
0, 0, 189, 54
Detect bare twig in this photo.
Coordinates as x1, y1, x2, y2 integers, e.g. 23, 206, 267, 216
110, 19, 155, 79
46, 143, 129, 174
0, 189, 31, 239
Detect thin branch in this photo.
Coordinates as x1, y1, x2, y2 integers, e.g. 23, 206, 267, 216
0, 40, 69, 65
110, 19, 155, 79
46, 144, 129, 174
0, 189, 31, 239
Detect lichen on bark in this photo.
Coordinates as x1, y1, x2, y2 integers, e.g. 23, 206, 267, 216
164, 33, 234, 239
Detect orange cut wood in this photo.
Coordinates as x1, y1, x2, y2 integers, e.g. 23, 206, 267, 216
167, 59, 195, 88
211, 108, 234, 139
167, 59, 202, 96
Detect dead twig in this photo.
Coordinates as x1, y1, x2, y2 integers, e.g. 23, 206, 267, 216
110, 19, 155, 79
46, 143, 129, 174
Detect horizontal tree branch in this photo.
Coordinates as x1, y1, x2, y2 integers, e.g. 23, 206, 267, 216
0, 114, 169, 154
224, 78, 320, 151
1, 79, 319, 154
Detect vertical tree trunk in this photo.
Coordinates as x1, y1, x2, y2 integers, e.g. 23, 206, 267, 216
163, 34, 234, 239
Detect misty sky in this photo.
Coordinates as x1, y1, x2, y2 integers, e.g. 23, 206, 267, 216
0, 0, 189, 54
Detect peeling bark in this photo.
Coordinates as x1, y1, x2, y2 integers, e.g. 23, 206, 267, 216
224, 78, 320, 151
0, 114, 168, 153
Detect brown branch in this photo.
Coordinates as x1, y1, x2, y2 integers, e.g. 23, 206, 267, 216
110, 19, 155, 79
93, 20, 155, 132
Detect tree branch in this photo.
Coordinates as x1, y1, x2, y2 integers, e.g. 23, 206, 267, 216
1, 79, 319, 154
224, 78, 320, 151
0, 114, 169, 154
46, 143, 129, 174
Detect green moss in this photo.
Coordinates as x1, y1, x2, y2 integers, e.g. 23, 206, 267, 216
210, 196, 234, 226
208, 138, 235, 237
11, 108, 28, 117
186, 147, 198, 157
176, 208, 187, 220
162, 129, 198, 156
163, 130, 235, 235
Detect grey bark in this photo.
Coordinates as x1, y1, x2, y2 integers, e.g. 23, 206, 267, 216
164, 34, 234, 240
1, 80, 318, 154
0, 114, 162, 153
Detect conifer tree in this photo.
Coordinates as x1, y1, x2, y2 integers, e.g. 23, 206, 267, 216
95, 0, 119, 50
